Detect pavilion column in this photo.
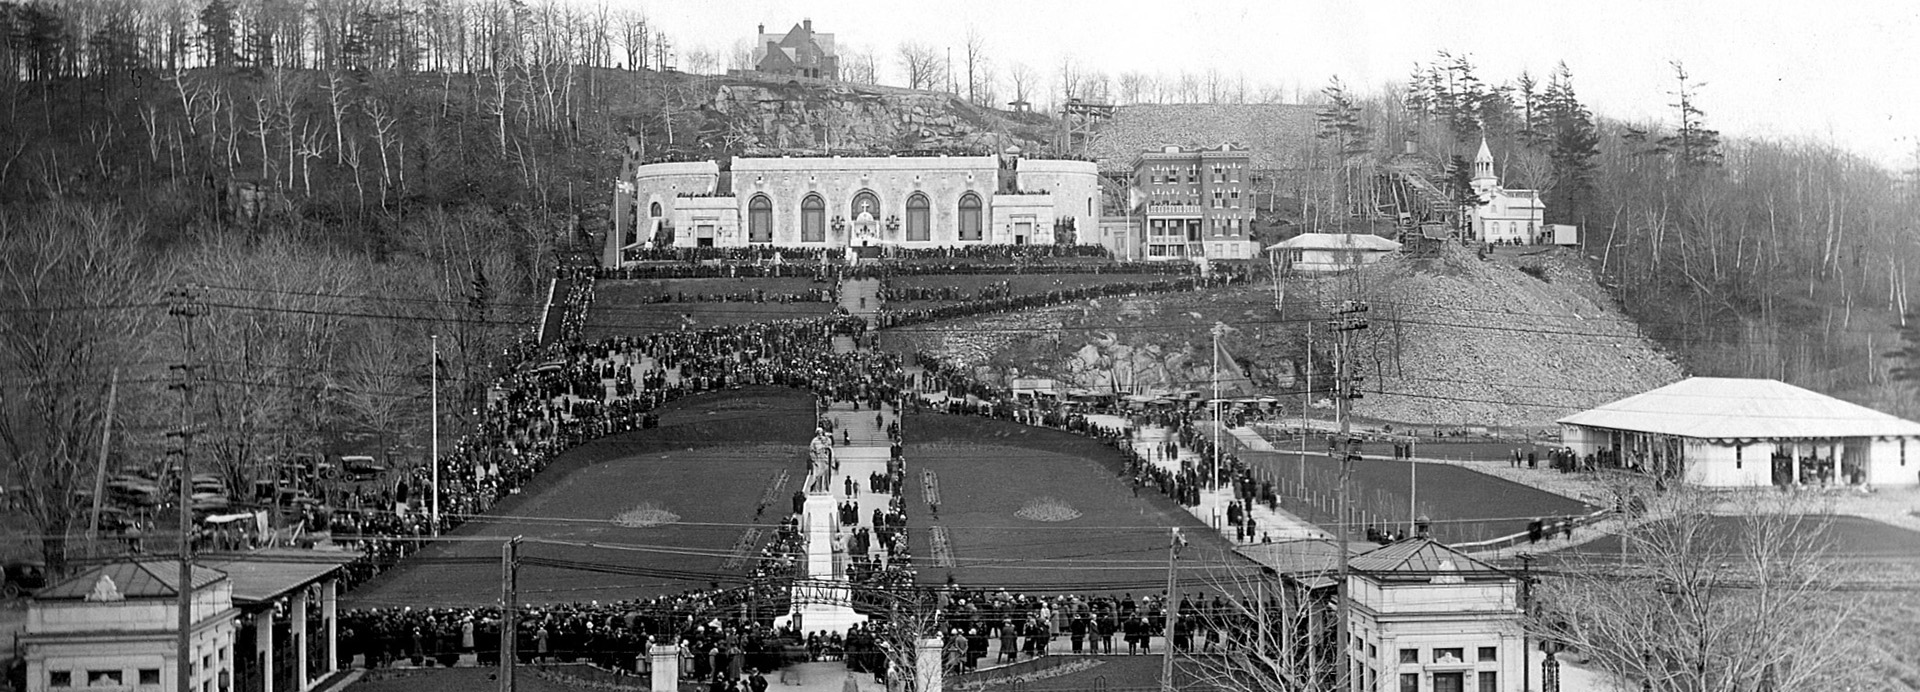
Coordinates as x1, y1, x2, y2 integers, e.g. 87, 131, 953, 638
257, 610, 275, 692
1790, 444, 1802, 486
292, 588, 310, 690
322, 579, 338, 675
649, 644, 681, 691
915, 636, 945, 692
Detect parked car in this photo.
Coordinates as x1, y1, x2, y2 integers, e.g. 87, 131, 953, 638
1, 560, 47, 599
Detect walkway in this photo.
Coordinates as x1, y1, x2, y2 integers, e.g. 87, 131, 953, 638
1090, 416, 1327, 545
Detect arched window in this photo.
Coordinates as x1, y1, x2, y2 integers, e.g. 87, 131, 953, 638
958, 193, 983, 241
748, 195, 772, 243
851, 190, 880, 221
802, 194, 825, 242
649, 201, 662, 218
906, 193, 930, 242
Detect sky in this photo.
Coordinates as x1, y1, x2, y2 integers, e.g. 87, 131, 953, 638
633, 0, 1920, 170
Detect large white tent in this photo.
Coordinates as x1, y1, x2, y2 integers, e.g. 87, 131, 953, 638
1557, 377, 1920, 488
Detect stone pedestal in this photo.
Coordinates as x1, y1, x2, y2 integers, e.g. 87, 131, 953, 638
651, 644, 681, 691
915, 636, 944, 692
804, 490, 837, 578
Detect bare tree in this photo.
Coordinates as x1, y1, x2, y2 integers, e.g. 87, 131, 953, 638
961, 27, 987, 106
1175, 547, 1343, 692
1007, 61, 1036, 107
1533, 490, 1877, 691
616, 9, 648, 70
842, 46, 879, 85
362, 92, 401, 205
1118, 71, 1146, 105
0, 202, 167, 573
293, 117, 327, 196
322, 65, 352, 164
727, 37, 753, 72
895, 41, 946, 91
329, 320, 420, 468
1056, 55, 1082, 104
187, 235, 360, 507
1084, 71, 1111, 104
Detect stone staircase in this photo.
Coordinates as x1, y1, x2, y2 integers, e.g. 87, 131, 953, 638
838, 277, 882, 320
826, 401, 892, 446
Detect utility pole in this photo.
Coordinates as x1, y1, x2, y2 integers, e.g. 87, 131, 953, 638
166, 284, 203, 692
1211, 322, 1228, 495
431, 334, 440, 536
500, 536, 521, 692
86, 368, 119, 559
1160, 527, 1185, 692
1330, 300, 1369, 692
1409, 455, 1418, 537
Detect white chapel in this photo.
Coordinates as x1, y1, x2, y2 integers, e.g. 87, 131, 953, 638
1469, 138, 1545, 244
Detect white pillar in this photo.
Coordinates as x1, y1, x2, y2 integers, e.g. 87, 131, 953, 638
257, 611, 275, 692
915, 636, 944, 692
650, 644, 681, 691
322, 579, 338, 675
292, 588, 309, 690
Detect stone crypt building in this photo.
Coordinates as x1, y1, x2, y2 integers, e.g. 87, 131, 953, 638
606, 148, 1103, 264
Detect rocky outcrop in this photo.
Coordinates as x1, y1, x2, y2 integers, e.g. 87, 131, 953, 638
705, 78, 1047, 155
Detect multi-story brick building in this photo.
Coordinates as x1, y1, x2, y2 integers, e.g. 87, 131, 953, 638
1131, 144, 1256, 260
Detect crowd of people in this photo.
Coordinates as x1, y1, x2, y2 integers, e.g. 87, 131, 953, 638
631, 286, 836, 304
324, 254, 1332, 680
872, 273, 1242, 329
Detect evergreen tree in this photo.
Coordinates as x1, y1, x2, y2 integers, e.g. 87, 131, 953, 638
1543, 62, 1600, 225
1446, 154, 1476, 232
86, 14, 147, 78
1317, 76, 1371, 225
198, 0, 235, 68
17, 2, 70, 81
1478, 83, 1517, 141
1403, 63, 1430, 120
1659, 60, 1723, 169
1515, 70, 1546, 148
1445, 53, 1484, 142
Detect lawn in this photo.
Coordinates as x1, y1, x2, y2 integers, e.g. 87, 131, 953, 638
885, 273, 1167, 308
1557, 514, 1920, 562
1257, 431, 1562, 463
585, 278, 837, 338
1238, 450, 1596, 544
342, 387, 817, 608
903, 412, 1250, 594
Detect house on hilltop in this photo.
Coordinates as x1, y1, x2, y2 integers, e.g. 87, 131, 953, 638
752, 19, 839, 80
1469, 138, 1545, 244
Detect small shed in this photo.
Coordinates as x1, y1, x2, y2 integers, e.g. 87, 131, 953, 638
1267, 233, 1402, 273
